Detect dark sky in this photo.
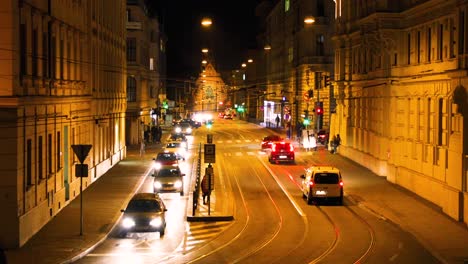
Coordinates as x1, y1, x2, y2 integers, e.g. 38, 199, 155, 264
149, 0, 262, 81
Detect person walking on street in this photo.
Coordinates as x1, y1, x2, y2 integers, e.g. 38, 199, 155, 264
201, 175, 211, 204
334, 134, 341, 153
310, 133, 317, 151
275, 115, 280, 128
140, 141, 145, 156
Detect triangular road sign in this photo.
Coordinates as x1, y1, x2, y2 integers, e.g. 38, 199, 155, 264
71, 144, 92, 164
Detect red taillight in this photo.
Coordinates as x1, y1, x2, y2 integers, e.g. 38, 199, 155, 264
308, 181, 314, 187
339, 181, 344, 186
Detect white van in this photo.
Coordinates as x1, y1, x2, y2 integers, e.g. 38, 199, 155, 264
300, 166, 344, 205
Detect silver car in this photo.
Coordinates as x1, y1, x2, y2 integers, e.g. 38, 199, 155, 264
119, 193, 167, 237
300, 166, 344, 205
152, 165, 185, 196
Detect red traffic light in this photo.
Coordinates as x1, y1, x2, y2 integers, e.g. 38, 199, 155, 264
316, 107, 323, 115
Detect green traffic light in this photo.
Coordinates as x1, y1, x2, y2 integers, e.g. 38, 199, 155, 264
303, 119, 310, 125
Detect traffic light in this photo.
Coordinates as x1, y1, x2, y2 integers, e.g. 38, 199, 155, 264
324, 75, 331, 87
303, 118, 310, 126
162, 100, 168, 109
315, 101, 323, 115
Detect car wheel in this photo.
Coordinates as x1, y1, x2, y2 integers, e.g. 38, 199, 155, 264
307, 191, 313, 205
180, 191, 184, 196
159, 229, 165, 237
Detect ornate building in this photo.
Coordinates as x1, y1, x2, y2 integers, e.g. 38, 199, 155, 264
333, 0, 468, 224
195, 63, 227, 113
0, 0, 127, 248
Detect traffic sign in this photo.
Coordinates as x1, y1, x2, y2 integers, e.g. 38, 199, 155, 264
204, 144, 216, 163
72, 144, 92, 164
303, 92, 310, 101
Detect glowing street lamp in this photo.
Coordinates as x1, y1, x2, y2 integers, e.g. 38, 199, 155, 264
264, 45, 271, 50
202, 60, 208, 64
202, 48, 209, 53
241, 63, 247, 68
201, 17, 212, 27
247, 59, 253, 63
304, 16, 315, 24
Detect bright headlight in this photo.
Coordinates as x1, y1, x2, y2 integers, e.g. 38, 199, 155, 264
174, 180, 183, 188
150, 217, 163, 227
186, 128, 192, 133
154, 181, 162, 189
122, 217, 135, 229
175, 127, 181, 133
153, 162, 161, 169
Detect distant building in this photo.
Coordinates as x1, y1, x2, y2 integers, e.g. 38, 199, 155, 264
0, 0, 127, 248
126, 0, 166, 145
333, 0, 468, 224
195, 63, 227, 113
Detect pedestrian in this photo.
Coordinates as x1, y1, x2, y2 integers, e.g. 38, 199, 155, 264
310, 133, 317, 151
302, 129, 311, 151
275, 115, 280, 128
334, 134, 341, 153
140, 141, 145, 156
201, 175, 211, 204
286, 121, 291, 139
331, 135, 337, 153
156, 125, 162, 143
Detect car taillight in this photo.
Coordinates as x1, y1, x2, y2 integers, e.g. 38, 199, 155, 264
308, 181, 314, 187
289, 145, 294, 152
339, 181, 344, 186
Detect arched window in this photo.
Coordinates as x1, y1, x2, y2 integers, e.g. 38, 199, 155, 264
127, 77, 136, 102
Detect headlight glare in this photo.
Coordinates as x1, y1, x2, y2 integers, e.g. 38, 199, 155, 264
122, 218, 135, 228
150, 217, 163, 227
174, 180, 183, 188
154, 181, 162, 189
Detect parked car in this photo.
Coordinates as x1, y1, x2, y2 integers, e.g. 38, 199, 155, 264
152, 165, 185, 195
153, 151, 179, 170
261, 135, 284, 150
119, 193, 167, 237
300, 166, 344, 205
317, 130, 329, 145
268, 141, 295, 164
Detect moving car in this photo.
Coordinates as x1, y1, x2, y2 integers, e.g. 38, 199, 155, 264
119, 192, 167, 237
317, 130, 329, 145
167, 132, 187, 142
268, 141, 295, 164
300, 166, 344, 205
174, 121, 193, 135
152, 165, 185, 195
223, 113, 233, 119
153, 151, 179, 170
164, 141, 187, 160
261, 135, 284, 150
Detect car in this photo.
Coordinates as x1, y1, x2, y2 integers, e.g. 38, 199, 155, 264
152, 165, 186, 195
300, 166, 344, 205
119, 192, 167, 237
223, 113, 233, 119
268, 141, 295, 164
153, 151, 179, 170
167, 132, 187, 142
261, 135, 284, 150
317, 130, 329, 145
164, 141, 187, 160
174, 121, 193, 135
181, 118, 201, 128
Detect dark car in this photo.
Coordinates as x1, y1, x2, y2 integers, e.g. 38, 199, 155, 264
268, 141, 295, 164
168, 132, 187, 142
119, 193, 167, 237
317, 130, 329, 144
152, 165, 186, 195
261, 135, 284, 150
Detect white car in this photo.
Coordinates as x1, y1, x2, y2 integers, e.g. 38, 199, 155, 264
174, 122, 192, 135
164, 141, 187, 160
300, 166, 344, 205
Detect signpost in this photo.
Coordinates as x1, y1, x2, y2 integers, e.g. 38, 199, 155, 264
204, 134, 215, 214
71, 144, 92, 236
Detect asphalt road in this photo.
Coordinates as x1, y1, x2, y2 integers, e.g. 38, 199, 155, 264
76, 118, 440, 264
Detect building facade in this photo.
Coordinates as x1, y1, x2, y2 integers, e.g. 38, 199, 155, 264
195, 63, 227, 113
125, 0, 166, 145
333, 0, 468, 224
0, 0, 127, 248
260, 0, 335, 133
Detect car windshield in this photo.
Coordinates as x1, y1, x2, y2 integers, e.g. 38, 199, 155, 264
264, 135, 282, 142
126, 200, 162, 213
156, 153, 176, 161
274, 143, 291, 150
166, 143, 181, 148
157, 168, 181, 177
178, 122, 191, 128
314, 173, 339, 184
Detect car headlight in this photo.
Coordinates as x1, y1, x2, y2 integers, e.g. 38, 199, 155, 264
154, 181, 162, 189
178, 149, 186, 155
122, 217, 135, 229
150, 217, 163, 227
175, 127, 181, 133
174, 180, 183, 188
186, 128, 192, 133
153, 162, 161, 170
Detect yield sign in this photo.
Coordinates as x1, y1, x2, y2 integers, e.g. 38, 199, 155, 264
72, 144, 92, 164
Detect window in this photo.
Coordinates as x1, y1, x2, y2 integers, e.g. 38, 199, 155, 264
127, 38, 136, 62
316, 34, 324, 56
427, 27, 432, 62
20, 24, 26, 82
407, 33, 411, 65
150, 58, 154, 70
60, 39, 64, 79
314, 173, 339, 184
27, 139, 32, 186
42, 32, 49, 78
48, 134, 52, 174
438, 24, 443, 60
32, 29, 38, 77
317, 0, 325, 17
284, 0, 290, 12
459, 11, 465, 55
417, 31, 421, 63
127, 77, 136, 102
38, 136, 43, 179
56, 131, 61, 170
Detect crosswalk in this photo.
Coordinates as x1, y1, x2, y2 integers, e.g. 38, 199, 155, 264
175, 220, 232, 254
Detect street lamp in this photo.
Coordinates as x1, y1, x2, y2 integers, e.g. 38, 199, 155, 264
201, 17, 212, 27
304, 16, 315, 24
202, 48, 209, 53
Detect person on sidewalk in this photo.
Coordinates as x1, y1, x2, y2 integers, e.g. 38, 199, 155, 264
333, 134, 341, 153
275, 115, 280, 128
140, 141, 145, 156
310, 133, 317, 151
201, 175, 211, 204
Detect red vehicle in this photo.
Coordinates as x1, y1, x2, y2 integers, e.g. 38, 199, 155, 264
317, 130, 329, 145
153, 151, 179, 170
268, 142, 295, 164
261, 135, 284, 150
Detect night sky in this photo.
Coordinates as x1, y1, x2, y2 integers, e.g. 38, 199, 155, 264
148, 0, 262, 82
